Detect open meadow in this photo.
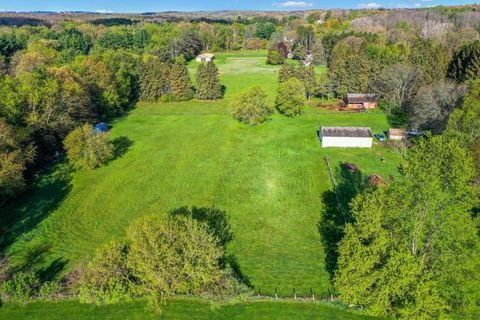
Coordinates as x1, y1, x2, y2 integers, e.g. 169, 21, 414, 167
0, 51, 402, 317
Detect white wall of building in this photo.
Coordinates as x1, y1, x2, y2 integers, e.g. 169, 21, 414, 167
321, 136, 373, 148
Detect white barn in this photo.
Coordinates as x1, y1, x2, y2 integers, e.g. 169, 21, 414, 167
320, 127, 373, 148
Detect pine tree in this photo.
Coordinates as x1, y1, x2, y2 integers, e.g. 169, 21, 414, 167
139, 57, 170, 102
278, 61, 298, 83
448, 40, 480, 82
266, 47, 284, 65
169, 57, 194, 101
195, 61, 222, 100
302, 65, 317, 99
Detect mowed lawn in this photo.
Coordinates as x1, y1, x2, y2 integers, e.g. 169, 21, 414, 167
0, 299, 379, 320
1, 51, 402, 300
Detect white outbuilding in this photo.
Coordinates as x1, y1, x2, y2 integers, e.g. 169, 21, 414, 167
320, 127, 373, 148
196, 53, 215, 63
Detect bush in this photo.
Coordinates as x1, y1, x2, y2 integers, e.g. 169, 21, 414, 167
231, 86, 273, 125
266, 48, 284, 65
275, 78, 306, 117
0, 271, 40, 303
79, 240, 137, 305
63, 124, 114, 169
127, 215, 223, 303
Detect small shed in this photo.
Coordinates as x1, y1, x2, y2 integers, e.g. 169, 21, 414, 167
94, 122, 108, 133
387, 128, 406, 140
196, 53, 215, 63
320, 127, 373, 148
344, 94, 377, 109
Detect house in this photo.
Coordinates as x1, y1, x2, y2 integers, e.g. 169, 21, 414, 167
387, 128, 406, 140
344, 94, 377, 109
320, 127, 373, 148
196, 53, 215, 63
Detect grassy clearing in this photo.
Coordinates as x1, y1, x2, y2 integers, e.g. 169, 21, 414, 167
0, 51, 402, 301
0, 299, 379, 320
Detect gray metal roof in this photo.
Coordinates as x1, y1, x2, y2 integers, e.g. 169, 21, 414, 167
321, 127, 373, 138
345, 94, 376, 104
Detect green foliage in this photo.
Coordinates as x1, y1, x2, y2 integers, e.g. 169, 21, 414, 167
266, 47, 284, 65
448, 40, 480, 82
278, 61, 298, 83
195, 61, 222, 100
0, 118, 35, 201
63, 124, 114, 169
292, 44, 307, 61
255, 22, 276, 40
1, 271, 40, 303
169, 59, 194, 101
230, 86, 273, 125
57, 29, 92, 56
409, 39, 450, 83
329, 37, 370, 97
127, 214, 223, 303
79, 240, 137, 305
139, 56, 171, 102
275, 78, 305, 117
447, 79, 480, 143
335, 135, 480, 319
0, 30, 27, 58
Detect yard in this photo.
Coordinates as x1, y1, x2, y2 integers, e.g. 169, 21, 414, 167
0, 51, 402, 315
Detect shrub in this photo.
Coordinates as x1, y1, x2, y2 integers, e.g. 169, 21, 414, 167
63, 124, 114, 169
79, 240, 137, 305
275, 78, 306, 117
266, 48, 284, 65
127, 215, 223, 303
0, 271, 40, 303
231, 86, 273, 125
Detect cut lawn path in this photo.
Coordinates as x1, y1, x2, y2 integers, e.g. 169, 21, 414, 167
1, 51, 402, 299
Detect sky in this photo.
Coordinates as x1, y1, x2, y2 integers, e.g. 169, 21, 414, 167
0, 0, 476, 12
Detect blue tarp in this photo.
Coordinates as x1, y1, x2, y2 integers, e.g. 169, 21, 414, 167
94, 123, 109, 133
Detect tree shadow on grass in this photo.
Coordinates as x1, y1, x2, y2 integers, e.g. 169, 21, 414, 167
318, 164, 369, 281
111, 136, 134, 161
169, 206, 251, 287
170, 206, 233, 248
37, 257, 69, 282
0, 164, 72, 255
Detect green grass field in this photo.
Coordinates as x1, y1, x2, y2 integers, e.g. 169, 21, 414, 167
0, 299, 378, 320
0, 51, 402, 317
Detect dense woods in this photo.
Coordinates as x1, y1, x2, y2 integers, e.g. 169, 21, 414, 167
0, 6, 480, 318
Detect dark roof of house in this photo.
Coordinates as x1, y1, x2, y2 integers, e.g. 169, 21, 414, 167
345, 94, 376, 104
321, 127, 373, 138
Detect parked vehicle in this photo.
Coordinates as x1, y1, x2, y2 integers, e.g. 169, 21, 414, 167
374, 133, 386, 141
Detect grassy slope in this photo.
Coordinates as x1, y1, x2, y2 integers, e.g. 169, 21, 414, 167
0, 299, 378, 320
1, 51, 402, 300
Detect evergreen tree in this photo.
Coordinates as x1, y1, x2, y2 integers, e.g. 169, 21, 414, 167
169, 57, 194, 101
448, 40, 480, 83
299, 65, 317, 99
278, 61, 298, 83
329, 37, 371, 97
139, 56, 170, 102
266, 47, 284, 65
195, 61, 222, 100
